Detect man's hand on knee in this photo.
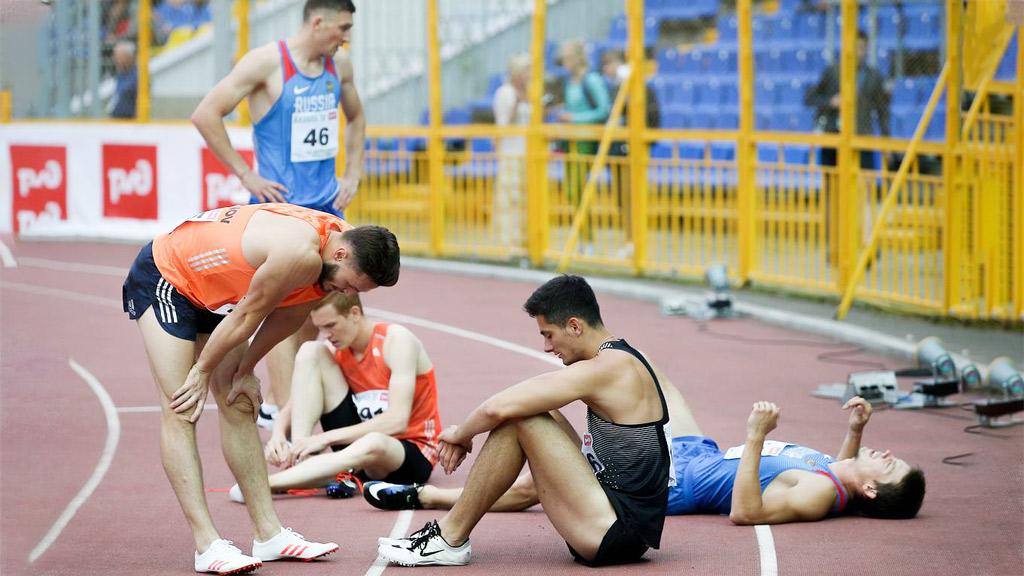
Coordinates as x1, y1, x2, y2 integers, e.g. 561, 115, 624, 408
226, 372, 262, 422
170, 364, 211, 423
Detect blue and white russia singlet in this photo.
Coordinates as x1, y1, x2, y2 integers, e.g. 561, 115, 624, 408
667, 437, 848, 516
252, 41, 341, 212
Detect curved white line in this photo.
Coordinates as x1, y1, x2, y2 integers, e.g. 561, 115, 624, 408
29, 359, 121, 563
755, 525, 778, 576
364, 307, 560, 367
0, 240, 15, 268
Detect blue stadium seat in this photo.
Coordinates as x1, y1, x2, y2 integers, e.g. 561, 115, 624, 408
757, 48, 785, 76
661, 105, 689, 129
996, 34, 1017, 80
443, 107, 471, 125
796, 13, 825, 46
609, 15, 628, 44
719, 15, 739, 44
708, 47, 737, 74
756, 111, 774, 130
774, 17, 798, 48
650, 140, 675, 158
687, 49, 707, 73
757, 143, 780, 163
679, 140, 706, 160
755, 78, 779, 108
710, 141, 736, 161
876, 6, 901, 48
716, 111, 739, 130
470, 138, 495, 153
699, 81, 724, 106
720, 79, 739, 106
782, 144, 810, 165
892, 78, 920, 108
657, 48, 685, 74
924, 109, 945, 141
691, 106, 717, 129
904, 5, 942, 51
675, 79, 699, 106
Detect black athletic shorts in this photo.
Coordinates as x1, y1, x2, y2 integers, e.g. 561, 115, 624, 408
567, 518, 649, 567
320, 392, 434, 485
122, 242, 224, 340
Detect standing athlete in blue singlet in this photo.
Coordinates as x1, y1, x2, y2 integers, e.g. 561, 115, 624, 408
192, 0, 366, 421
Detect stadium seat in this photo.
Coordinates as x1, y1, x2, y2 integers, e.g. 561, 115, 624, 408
782, 144, 810, 165
904, 5, 942, 51
679, 140, 706, 160
719, 15, 739, 44
710, 141, 736, 161
657, 48, 685, 74
487, 73, 505, 99
996, 34, 1017, 81
796, 13, 825, 46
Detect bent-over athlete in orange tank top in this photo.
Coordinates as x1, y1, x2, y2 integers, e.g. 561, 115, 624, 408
152, 204, 351, 314
334, 322, 442, 465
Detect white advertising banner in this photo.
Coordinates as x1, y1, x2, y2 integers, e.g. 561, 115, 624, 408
0, 122, 254, 240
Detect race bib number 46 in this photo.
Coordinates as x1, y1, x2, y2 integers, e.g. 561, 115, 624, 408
291, 109, 339, 163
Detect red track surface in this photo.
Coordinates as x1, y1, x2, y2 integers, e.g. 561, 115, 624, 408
1, 237, 1021, 575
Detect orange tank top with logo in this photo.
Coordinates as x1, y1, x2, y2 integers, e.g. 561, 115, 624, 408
152, 204, 349, 313
334, 323, 442, 465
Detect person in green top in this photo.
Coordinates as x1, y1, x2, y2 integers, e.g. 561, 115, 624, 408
556, 39, 611, 254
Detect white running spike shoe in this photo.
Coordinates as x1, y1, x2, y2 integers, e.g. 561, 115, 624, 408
252, 527, 338, 562
377, 520, 471, 567
194, 539, 261, 574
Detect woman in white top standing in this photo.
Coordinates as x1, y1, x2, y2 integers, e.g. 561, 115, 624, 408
492, 54, 531, 250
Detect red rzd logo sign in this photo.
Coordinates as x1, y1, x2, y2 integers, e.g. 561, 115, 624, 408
201, 148, 254, 210
103, 144, 158, 219
9, 145, 67, 233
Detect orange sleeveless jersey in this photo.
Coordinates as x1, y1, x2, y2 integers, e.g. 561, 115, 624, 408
334, 323, 442, 465
152, 204, 350, 313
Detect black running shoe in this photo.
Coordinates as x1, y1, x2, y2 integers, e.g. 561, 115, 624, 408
363, 481, 423, 510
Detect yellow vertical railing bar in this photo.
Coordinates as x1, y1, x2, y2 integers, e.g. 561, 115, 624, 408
0, 90, 11, 122
1015, 27, 1023, 319
137, 0, 152, 122
627, 0, 647, 274
426, 0, 444, 256
836, 0, 858, 293
737, 0, 756, 283
943, 0, 964, 316
960, 27, 1014, 140
526, 0, 548, 266
556, 72, 632, 272
235, 0, 251, 125
835, 64, 949, 319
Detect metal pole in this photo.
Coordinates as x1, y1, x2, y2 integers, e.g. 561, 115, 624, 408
627, 0, 647, 274
736, 0, 756, 283
526, 0, 548, 267
426, 0, 445, 256
942, 0, 963, 315
836, 0, 858, 293
235, 0, 251, 125
137, 0, 152, 121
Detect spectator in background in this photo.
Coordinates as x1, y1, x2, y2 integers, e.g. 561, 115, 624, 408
804, 29, 890, 169
108, 40, 137, 119
557, 39, 611, 255
492, 53, 530, 251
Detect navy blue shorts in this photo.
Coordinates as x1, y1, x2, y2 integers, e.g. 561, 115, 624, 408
122, 242, 224, 341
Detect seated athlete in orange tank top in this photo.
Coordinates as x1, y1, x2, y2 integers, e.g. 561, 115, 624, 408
222, 292, 441, 500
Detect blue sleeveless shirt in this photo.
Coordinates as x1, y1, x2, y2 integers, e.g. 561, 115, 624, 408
252, 41, 341, 213
667, 437, 848, 516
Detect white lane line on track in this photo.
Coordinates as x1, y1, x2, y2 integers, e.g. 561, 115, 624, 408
0, 280, 121, 309
365, 510, 414, 576
8, 264, 779, 575
29, 359, 121, 563
117, 404, 218, 413
755, 525, 778, 576
17, 256, 124, 276
0, 240, 16, 268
